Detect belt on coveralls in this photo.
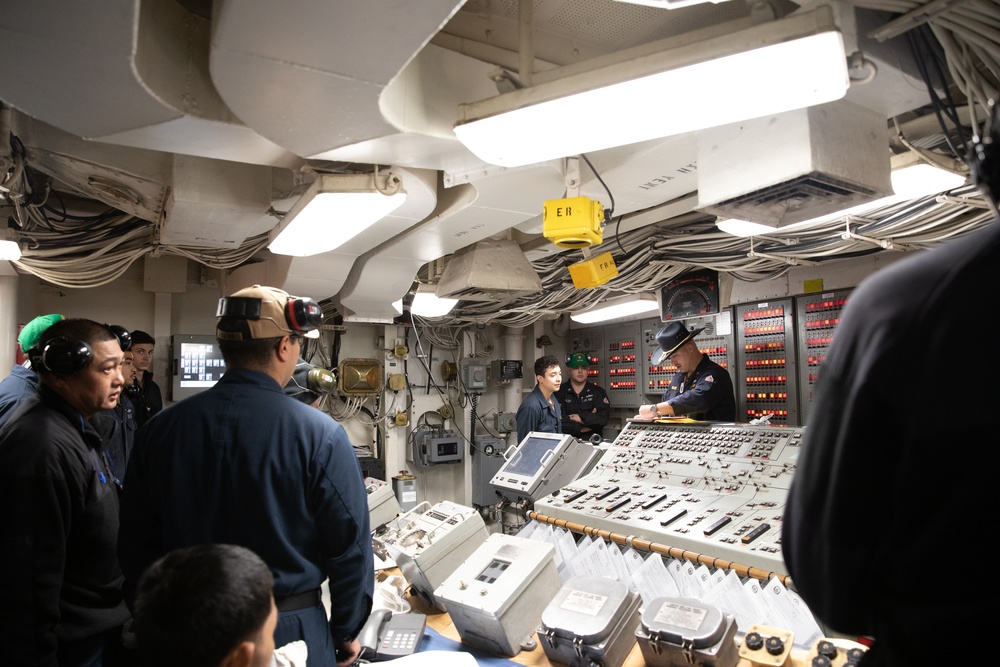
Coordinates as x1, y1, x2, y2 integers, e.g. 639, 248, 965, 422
275, 588, 322, 612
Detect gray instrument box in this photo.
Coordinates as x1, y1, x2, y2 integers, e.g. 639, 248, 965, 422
377, 500, 488, 610
490, 432, 600, 502
434, 533, 561, 656
364, 477, 402, 530
635, 598, 739, 667
538, 576, 641, 667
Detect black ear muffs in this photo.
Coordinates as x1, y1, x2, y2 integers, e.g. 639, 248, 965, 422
105, 324, 132, 351
285, 297, 322, 335
42, 337, 93, 375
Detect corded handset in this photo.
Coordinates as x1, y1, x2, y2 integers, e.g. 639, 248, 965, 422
357, 609, 427, 661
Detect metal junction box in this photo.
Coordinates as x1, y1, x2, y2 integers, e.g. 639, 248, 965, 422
364, 477, 402, 530
376, 500, 488, 609
434, 533, 562, 656
538, 576, 641, 667
636, 598, 739, 667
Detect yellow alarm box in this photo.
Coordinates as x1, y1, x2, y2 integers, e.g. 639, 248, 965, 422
569, 252, 618, 289
543, 196, 604, 248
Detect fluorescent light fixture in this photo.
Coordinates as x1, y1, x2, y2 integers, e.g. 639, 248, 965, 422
717, 155, 967, 237
410, 285, 458, 318
268, 173, 406, 257
615, 0, 724, 9
0, 239, 20, 261
571, 294, 659, 324
454, 8, 848, 167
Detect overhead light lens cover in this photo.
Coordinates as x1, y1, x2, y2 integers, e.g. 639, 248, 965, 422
455, 10, 848, 167
268, 174, 406, 257
570, 294, 659, 324
0, 239, 21, 261
890, 163, 966, 198
410, 289, 458, 318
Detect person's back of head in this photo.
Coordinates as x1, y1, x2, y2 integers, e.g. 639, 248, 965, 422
134, 544, 276, 667
216, 284, 321, 371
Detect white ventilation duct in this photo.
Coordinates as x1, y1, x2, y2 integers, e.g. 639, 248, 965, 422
0, 0, 300, 168
209, 0, 468, 159
336, 160, 570, 321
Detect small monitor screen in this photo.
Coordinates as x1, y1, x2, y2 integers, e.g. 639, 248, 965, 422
504, 435, 560, 477
171, 335, 227, 400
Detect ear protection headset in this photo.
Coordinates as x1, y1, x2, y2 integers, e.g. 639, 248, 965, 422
41, 338, 94, 375
285, 298, 323, 334
105, 325, 132, 351
40, 325, 130, 375
216, 294, 323, 335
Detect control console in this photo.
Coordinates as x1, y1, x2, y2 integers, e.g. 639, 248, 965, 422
532, 420, 804, 573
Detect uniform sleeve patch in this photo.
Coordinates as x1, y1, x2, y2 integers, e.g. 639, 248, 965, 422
602, 398, 609, 404
705, 375, 714, 383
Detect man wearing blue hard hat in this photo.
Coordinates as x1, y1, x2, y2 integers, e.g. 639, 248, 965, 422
555, 352, 610, 441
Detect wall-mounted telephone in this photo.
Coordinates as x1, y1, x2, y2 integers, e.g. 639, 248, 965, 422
357, 609, 427, 661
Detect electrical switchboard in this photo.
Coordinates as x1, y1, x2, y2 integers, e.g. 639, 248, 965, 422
603, 321, 641, 408
735, 300, 798, 425
795, 290, 851, 425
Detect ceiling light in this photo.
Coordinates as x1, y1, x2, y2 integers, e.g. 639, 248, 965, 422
614, 0, 722, 8
454, 7, 848, 167
717, 154, 967, 237
268, 173, 406, 257
571, 294, 659, 324
410, 284, 458, 318
0, 239, 21, 261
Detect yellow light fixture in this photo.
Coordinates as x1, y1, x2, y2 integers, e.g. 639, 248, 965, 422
410, 284, 458, 318
570, 294, 659, 324
454, 7, 848, 167
268, 172, 406, 257
717, 154, 967, 237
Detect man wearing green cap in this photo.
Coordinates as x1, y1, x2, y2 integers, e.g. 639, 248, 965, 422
555, 352, 610, 441
0, 313, 65, 428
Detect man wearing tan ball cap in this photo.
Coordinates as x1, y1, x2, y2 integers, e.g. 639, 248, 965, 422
120, 284, 373, 667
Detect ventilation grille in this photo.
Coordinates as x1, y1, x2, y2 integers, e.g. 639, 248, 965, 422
708, 172, 881, 224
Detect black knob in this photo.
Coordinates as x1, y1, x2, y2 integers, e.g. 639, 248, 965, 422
765, 636, 785, 656
744, 632, 764, 651
811, 657, 832, 667
816, 640, 838, 659
846, 648, 866, 662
